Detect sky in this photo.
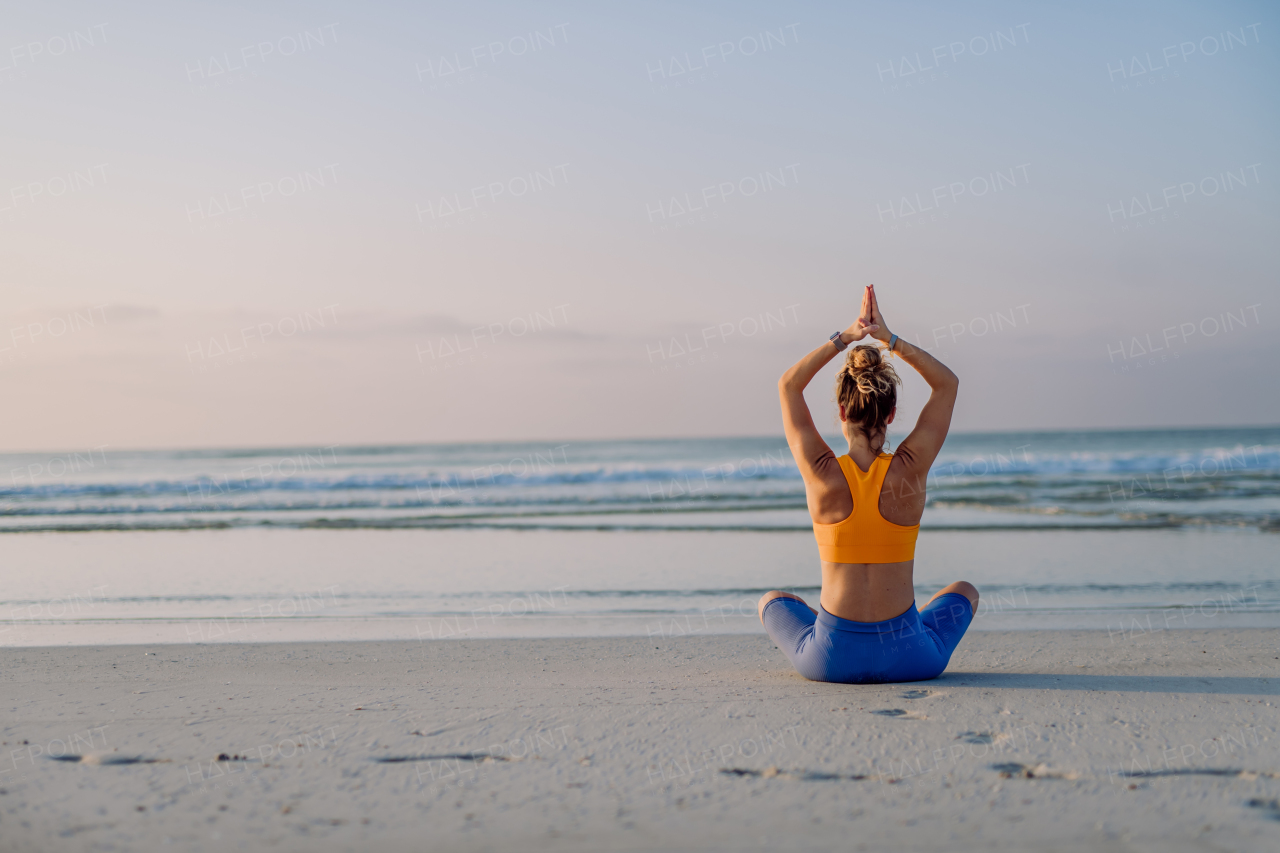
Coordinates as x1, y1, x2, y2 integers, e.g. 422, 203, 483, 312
2, 0, 1277, 451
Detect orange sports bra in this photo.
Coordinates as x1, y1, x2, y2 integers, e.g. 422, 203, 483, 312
813, 453, 920, 563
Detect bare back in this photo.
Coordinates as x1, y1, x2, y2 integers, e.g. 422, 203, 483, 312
802, 441, 934, 621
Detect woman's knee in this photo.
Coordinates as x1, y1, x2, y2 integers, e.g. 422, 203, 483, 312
933, 581, 979, 609
757, 590, 804, 621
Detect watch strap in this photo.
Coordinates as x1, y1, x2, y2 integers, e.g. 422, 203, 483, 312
829, 331, 847, 352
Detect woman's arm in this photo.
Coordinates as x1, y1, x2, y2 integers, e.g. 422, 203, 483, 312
866, 285, 957, 473
779, 287, 879, 484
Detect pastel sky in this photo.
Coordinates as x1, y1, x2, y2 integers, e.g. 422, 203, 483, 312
2, 0, 1277, 451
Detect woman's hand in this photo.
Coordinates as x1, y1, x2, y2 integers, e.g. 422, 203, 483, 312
840, 286, 880, 344
866, 284, 893, 343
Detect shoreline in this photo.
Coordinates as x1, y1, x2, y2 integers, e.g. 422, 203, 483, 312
1, 518, 1275, 534
2, 527, 1276, 649
3, 610, 1280, 648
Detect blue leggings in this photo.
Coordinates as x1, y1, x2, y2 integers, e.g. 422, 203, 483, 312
762, 593, 974, 684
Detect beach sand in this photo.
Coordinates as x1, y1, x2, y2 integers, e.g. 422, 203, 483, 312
2, 630, 1277, 851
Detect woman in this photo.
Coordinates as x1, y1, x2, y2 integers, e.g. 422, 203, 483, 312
758, 284, 978, 683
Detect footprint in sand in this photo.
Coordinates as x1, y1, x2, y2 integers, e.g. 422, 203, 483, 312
899, 689, 931, 699
50, 754, 166, 765
372, 753, 511, 764
871, 709, 909, 717
1246, 798, 1280, 820
957, 731, 994, 744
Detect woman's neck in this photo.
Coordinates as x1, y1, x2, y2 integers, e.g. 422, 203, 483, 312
845, 429, 885, 462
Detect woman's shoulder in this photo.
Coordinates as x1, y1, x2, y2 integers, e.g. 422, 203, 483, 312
806, 450, 855, 523
883, 443, 928, 493
887, 442, 919, 465
818, 451, 852, 470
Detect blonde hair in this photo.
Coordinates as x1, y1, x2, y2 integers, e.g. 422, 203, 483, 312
835, 345, 901, 450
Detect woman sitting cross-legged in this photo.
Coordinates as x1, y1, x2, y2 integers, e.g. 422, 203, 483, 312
759, 284, 978, 684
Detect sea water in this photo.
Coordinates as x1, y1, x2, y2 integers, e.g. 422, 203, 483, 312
1, 428, 1276, 644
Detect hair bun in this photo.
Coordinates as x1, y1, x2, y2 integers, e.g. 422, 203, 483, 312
835, 344, 901, 450
848, 345, 882, 372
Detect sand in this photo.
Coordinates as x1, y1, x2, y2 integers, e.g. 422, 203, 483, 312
1, 630, 1278, 852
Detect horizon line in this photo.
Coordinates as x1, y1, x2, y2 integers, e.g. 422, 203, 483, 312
1, 423, 1278, 457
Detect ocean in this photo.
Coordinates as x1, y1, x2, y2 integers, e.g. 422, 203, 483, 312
2, 428, 1277, 644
